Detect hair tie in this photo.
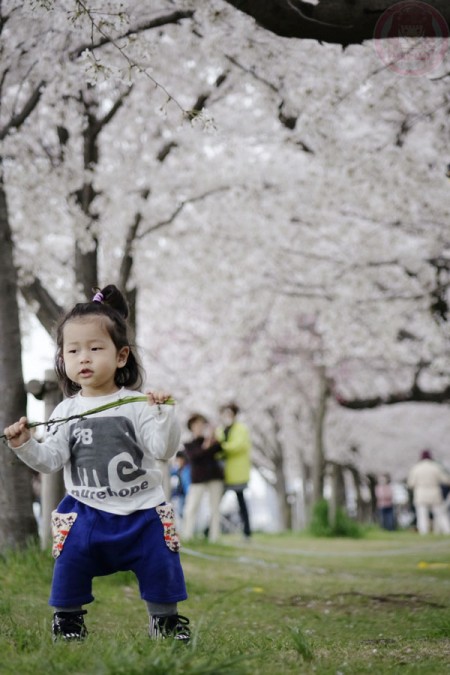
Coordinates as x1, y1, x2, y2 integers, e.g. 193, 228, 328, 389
92, 291, 104, 303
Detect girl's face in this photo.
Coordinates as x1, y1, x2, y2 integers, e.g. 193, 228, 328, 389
62, 317, 129, 397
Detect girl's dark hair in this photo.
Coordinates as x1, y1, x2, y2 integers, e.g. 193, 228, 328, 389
54, 284, 144, 396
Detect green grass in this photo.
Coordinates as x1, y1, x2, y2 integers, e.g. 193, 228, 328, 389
1, 530, 449, 673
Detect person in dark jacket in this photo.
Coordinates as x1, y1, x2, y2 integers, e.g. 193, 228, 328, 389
182, 414, 224, 542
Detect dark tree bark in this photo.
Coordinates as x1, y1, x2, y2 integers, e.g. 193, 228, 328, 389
0, 3, 45, 547
327, 461, 347, 527
20, 277, 63, 336
312, 366, 329, 503
0, 169, 37, 549
224, 0, 450, 46
268, 408, 293, 530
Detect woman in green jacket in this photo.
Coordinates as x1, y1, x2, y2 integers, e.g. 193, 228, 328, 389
216, 403, 252, 538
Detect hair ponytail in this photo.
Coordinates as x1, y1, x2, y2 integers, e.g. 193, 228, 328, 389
92, 284, 129, 319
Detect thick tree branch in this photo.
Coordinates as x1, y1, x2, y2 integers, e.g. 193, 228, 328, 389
226, 54, 304, 133
118, 189, 150, 290
69, 10, 195, 59
0, 80, 45, 141
334, 362, 450, 408
335, 383, 450, 407
20, 276, 64, 336
97, 85, 133, 129
185, 70, 229, 121
225, 54, 278, 93
223, 0, 450, 46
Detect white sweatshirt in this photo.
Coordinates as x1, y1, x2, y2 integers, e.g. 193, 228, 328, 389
11, 388, 181, 515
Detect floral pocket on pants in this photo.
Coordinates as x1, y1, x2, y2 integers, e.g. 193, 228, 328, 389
156, 503, 181, 552
51, 510, 78, 559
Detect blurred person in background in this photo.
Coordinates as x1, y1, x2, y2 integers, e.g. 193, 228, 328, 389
375, 473, 396, 531
182, 414, 224, 543
407, 450, 450, 535
170, 450, 191, 523
216, 403, 252, 540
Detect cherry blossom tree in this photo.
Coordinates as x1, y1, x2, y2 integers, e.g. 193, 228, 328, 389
129, 21, 449, 518
0, 0, 196, 547
1, 0, 449, 544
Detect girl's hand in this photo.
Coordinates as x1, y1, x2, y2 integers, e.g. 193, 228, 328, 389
146, 391, 172, 406
3, 417, 31, 448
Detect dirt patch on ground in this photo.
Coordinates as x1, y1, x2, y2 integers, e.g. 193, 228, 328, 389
275, 591, 447, 610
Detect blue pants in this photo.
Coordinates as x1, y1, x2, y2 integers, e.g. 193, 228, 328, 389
49, 495, 187, 608
378, 506, 396, 531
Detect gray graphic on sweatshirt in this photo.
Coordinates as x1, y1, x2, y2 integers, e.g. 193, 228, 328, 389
69, 416, 146, 489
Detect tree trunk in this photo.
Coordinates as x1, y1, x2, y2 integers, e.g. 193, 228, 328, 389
348, 465, 364, 522
312, 366, 328, 503
75, 109, 99, 299
367, 473, 378, 523
328, 462, 346, 527
274, 458, 291, 530
0, 169, 37, 550
297, 457, 311, 529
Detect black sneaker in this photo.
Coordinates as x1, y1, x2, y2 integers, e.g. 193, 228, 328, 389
149, 614, 191, 643
52, 610, 88, 642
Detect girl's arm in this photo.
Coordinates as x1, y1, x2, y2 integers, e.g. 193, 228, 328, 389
5, 416, 70, 474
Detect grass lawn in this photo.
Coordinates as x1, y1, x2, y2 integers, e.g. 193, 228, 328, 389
1, 529, 449, 674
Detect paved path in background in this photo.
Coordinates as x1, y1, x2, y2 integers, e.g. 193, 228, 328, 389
223, 539, 450, 558
182, 538, 450, 568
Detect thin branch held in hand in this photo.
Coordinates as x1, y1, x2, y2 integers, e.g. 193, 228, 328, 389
1, 395, 175, 440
